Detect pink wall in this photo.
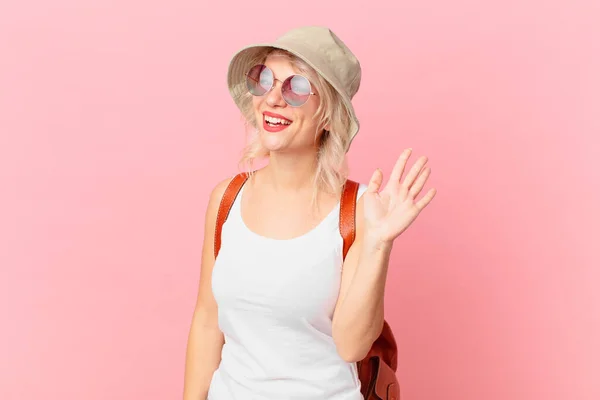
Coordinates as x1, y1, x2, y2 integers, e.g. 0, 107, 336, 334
1, 1, 598, 399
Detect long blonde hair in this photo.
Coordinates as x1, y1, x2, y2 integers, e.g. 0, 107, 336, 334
235, 48, 354, 208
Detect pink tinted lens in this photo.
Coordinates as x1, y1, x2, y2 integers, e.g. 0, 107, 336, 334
246, 64, 273, 96
281, 75, 311, 106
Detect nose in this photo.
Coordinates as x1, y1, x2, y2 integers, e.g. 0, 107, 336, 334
265, 79, 287, 108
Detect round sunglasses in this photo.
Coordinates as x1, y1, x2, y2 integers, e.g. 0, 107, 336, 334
245, 64, 317, 107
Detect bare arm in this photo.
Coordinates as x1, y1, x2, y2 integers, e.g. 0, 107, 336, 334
332, 149, 435, 362
183, 177, 232, 400
331, 194, 391, 362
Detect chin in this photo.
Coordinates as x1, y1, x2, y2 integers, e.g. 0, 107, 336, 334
256, 124, 292, 147
259, 133, 290, 152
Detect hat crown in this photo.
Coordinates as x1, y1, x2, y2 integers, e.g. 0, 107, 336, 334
273, 26, 361, 99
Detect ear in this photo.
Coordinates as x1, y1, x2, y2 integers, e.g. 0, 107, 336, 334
315, 128, 330, 146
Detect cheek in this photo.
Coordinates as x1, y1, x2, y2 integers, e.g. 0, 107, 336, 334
303, 106, 321, 128
252, 96, 262, 110
305, 98, 321, 121
252, 98, 264, 123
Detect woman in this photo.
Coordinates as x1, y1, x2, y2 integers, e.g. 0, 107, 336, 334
183, 26, 436, 400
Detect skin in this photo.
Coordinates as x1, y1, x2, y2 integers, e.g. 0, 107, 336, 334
182, 54, 437, 399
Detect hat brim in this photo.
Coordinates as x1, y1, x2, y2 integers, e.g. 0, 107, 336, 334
226, 42, 360, 149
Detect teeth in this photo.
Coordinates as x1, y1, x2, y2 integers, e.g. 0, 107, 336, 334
264, 115, 291, 125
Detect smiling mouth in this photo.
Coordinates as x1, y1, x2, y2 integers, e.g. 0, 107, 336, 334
264, 114, 292, 127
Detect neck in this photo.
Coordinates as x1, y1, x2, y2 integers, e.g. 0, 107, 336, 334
262, 149, 319, 192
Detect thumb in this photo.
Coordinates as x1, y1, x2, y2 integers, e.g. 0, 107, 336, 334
367, 168, 384, 194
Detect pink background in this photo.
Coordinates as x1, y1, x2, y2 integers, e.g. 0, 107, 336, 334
1, 1, 599, 399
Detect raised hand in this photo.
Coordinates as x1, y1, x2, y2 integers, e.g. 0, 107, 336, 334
363, 148, 437, 246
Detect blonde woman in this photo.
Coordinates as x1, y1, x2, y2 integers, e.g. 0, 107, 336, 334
183, 26, 436, 400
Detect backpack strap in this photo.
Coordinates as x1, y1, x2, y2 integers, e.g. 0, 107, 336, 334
214, 172, 249, 258
340, 179, 359, 260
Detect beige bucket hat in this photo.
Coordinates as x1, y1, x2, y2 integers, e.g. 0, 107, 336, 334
226, 26, 362, 148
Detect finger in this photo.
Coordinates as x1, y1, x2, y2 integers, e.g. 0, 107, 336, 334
415, 188, 437, 210
367, 168, 384, 193
388, 148, 412, 189
409, 167, 431, 199
402, 155, 428, 190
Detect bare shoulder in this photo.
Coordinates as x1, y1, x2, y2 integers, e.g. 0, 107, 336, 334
210, 175, 237, 202
194, 174, 239, 306
205, 175, 238, 218
199, 174, 240, 256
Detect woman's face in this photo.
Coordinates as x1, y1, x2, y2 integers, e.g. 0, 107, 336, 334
251, 54, 324, 153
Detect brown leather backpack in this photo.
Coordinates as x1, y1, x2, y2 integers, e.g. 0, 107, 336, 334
213, 172, 400, 400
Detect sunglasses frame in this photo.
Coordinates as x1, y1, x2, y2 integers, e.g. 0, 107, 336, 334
245, 64, 317, 107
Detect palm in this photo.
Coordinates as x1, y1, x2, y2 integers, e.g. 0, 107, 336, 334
363, 149, 437, 244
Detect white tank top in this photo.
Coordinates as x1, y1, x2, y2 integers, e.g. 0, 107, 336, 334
208, 180, 368, 400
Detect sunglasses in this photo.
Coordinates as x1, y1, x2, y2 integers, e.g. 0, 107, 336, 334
245, 64, 317, 107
